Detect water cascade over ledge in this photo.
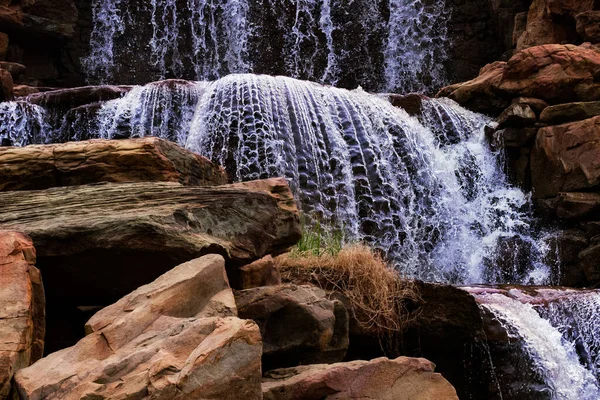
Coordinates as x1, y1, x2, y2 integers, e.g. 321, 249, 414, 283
2, 74, 552, 285
82, 0, 449, 93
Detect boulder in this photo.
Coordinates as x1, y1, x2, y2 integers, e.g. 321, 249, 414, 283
437, 61, 510, 114
14, 254, 264, 400
540, 101, 600, 124
235, 284, 349, 370
511, 97, 549, 115
440, 44, 600, 114
0, 231, 44, 399
516, 0, 593, 50
388, 93, 428, 117
24, 85, 132, 111
0, 68, 13, 102
539, 192, 600, 220
0, 178, 301, 305
531, 116, 600, 198
580, 243, 600, 284
497, 127, 538, 147
230, 255, 282, 290
497, 103, 537, 128
0, 138, 228, 191
499, 44, 600, 104
577, 11, 600, 43
544, 230, 589, 286
0, 33, 7, 61
0, 62, 26, 80
262, 357, 459, 400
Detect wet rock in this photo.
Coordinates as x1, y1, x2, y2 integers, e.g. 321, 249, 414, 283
0, 138, 228, 191
262, 357, 459, 400
544, 230, 589, 286
0, 68, 13, 102
0, 231, 44, 399
576, 11, 600, 43
497, 103, 537, 128
15, 254, 264, 400
230, 255, 282, 290
235, 284, 349, 370
539, 192, 600, 220
437, 61, 510, 115
388, 93, 428, 117
0, 62, 26, 80
497, 127, 538, 147
580, 244, 600, 284
540, 101, 600, 124
0, 178, 301, 306
531, 116, 600, 198
516, 0, 593, 50
24, 85, 132, 111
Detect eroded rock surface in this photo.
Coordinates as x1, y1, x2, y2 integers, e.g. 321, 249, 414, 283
0, 231, 44, 400
0, 178, 301, 305
262, 357, 459, 400
14, 255, 263, 400
0, 138, 227, 191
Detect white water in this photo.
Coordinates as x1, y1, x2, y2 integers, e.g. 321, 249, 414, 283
0, 102, 51, 147
82, 0, 449, 93
91, 74, 547, 284
478, 291, 600, 399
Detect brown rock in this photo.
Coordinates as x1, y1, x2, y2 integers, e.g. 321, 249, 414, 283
577, 11, 600, 43
497, 103, 537, 128
539, 192, 600, 220
0, 138, 228, 191
500, 44, 600, 104
230, 255, 282, 290
531, 116, 600, 198
262, 357, 459, 400
0, 33, 7, 61
388, 93, 429, 117
25, 85, 132, 110
581, 243, 600, 284
0, 68, 13, 102
437, 61, 510, 114
0, 62, 25, 80
0, 178, 301, 306
15, 255, 263, 400
0, 231, 44, 399
511, 97, 550, 115
516, 0, 592, 50
236, 284, 349, 370
540, 101, 600, 124
498, 127, 538, 147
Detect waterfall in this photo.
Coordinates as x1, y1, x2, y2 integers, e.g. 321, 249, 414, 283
82, 0, 449, 93
0, 102, 51, 147
475, 289, 600, 399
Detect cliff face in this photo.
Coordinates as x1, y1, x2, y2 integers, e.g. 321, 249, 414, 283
0, 0, 534, 90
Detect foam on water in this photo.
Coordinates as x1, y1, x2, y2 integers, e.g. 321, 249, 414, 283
0, 102, 51, 147
478, 292, 600, 400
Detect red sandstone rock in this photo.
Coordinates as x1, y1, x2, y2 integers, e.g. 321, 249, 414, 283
0, 231, 44, 399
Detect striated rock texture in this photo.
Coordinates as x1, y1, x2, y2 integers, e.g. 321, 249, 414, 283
14, 254, 263, 400
236, 284, 349, 370
440, 43, 600, 114
531, 116, 600, 198
229, 255, 282, 290
262, 357, 459, 400
0, 231, 44, 400
0, 178, 301, 305
0, 138, 227, 191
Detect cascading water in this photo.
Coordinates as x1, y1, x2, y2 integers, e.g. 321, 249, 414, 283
473, 289, 600, 400
0, 102, 51, 147
82, 0, 449, 93
86, 74, 547, 284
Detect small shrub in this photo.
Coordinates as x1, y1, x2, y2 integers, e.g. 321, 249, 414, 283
275, 243, 419, 335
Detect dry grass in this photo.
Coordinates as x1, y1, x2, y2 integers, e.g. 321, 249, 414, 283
275, 243, 419, 336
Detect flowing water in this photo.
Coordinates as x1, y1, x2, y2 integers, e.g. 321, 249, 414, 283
473, 289, 600, 400
82, 0, 449, 93
0, 102, 51, 147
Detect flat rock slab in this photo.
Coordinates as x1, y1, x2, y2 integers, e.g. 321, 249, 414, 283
0, 138, 227, 191
0, 231, 45, 399
15, 255, 263, 400
0, 178, 301, 305
262, 357, 459, 400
